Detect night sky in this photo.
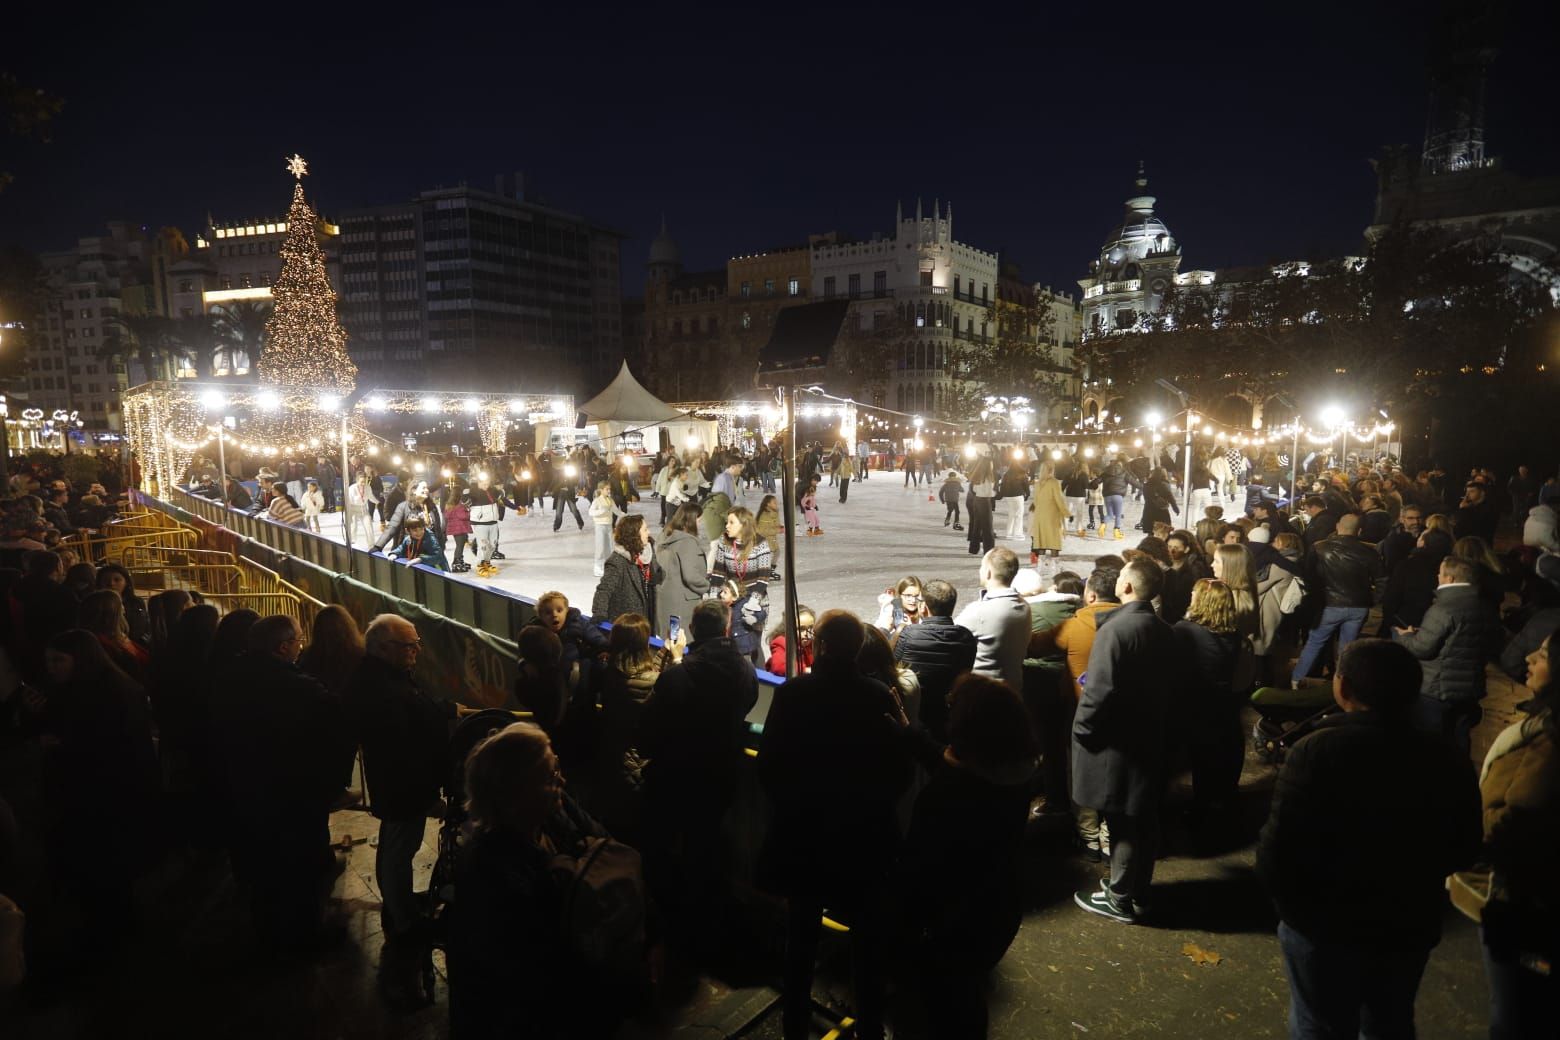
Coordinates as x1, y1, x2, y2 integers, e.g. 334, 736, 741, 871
7, 4, 1558, 294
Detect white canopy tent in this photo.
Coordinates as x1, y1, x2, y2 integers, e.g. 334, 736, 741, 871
576, 362, 715, 453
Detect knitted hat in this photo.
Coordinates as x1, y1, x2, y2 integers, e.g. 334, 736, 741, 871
1248, 526, 1272, 544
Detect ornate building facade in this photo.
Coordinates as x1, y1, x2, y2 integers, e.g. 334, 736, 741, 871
810, 200, 1000, 416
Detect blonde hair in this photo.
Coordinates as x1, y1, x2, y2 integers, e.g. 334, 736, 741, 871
536, 590, 569, 610
1425, 513, 1453, 536
1185, 578, 1238, 635
1213, 543, 1258, 632
464, 722, 554, 832
1453, 535, 1503, 575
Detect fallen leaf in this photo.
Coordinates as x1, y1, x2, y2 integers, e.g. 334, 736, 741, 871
1181, 942, 1222, 967
1047, 965, 1059, 973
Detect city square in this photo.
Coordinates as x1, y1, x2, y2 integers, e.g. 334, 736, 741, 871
2, 3, 1559, 1038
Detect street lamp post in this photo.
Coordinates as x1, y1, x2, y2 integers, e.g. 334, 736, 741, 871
215, 422, 230, 507
1181, 411, 1195, 519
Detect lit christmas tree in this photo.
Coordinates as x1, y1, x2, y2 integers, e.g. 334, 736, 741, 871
259, 154, 357, 394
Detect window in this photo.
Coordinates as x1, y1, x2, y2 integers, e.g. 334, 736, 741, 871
764, 278, 774, 296
787, 277, 800, 296
953, 275, 961, 297
178, 279, 194, 293
673, 320, 683, 336
740, 281, 751, 298
848, 273, 861, 298
80, 308, 91, 319
920, 269, 933, 287
981, 283, 989, 304
220, 275, 232, 290
741, 312, 752, 329
874, 270, 887, 297
823, 276, 836, 298
240, 273, 253, 288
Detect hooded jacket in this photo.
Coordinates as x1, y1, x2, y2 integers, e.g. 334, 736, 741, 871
1398, 583, 1503, 703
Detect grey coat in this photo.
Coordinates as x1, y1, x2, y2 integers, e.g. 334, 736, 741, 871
1399, 583, 1503, 703
1071, 599, 1178, 816
655, 529, 709, 637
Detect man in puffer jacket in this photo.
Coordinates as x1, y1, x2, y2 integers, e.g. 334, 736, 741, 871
1395, 555, 1504, 758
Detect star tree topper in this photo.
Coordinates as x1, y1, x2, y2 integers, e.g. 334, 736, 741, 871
286, 153, 309, 180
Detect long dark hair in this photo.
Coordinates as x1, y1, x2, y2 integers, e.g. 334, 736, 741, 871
613, 514, 646, 559
663, 501, 702, 540
211, 609, 261, 663
47, 628, 141, 694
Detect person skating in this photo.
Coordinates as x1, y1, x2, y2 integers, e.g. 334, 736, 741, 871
550, 461, 586, 533
801, 479, 821, 536
940, 469, 965, 530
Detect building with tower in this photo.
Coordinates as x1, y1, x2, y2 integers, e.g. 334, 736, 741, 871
1367, 8, 1560, 302
640, 220, 730, 401
1076, 165, 1210, 338
810, 199, 1000, 416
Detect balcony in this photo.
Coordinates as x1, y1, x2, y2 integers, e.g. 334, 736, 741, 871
1103, 279, 1142, 294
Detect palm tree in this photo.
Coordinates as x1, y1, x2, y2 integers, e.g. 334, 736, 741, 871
101, 312, 178, 382
207, 299, 271, 376
169, 313, 215, 378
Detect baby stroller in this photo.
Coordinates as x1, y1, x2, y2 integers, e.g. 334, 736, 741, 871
1250, 685, 1339, 764
428, 709, 528, 952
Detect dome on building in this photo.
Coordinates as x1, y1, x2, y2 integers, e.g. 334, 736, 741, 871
1098, 166, 1177, 267
649, 217, 680, 266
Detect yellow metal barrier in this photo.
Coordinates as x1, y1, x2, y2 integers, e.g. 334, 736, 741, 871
63, 525, 199, 564
200, 590, 324, 633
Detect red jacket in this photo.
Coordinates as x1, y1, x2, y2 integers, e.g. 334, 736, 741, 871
767, 634, 814, 676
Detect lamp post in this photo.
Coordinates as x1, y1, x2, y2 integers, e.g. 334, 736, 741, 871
215, 422, 230, 507
1321, 405, 1346, 470
1181, 411, 1195, 519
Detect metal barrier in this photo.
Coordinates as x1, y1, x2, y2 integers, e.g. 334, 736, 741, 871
200, 590, 323, 633
106, 545, 249, 594
64, 524, 200, 564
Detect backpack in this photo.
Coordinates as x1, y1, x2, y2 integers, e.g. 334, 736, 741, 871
1278, 573, 1307, 615
549, 836, 647, 974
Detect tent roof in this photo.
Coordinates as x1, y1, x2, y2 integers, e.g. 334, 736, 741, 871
577, 362, 688, 423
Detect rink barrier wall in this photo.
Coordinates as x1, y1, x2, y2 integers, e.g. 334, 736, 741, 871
142, 490, 785, 719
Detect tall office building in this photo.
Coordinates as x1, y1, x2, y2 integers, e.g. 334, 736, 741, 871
338, 174, 625, 392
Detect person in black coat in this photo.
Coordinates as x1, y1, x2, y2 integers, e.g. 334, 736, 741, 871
1171, 579, 1244, 829
636, 599, 758, 951
759, 611, 911, 1040
1453, 482, 1498, 546
591, 516, 664, 634
347, 613, 453, 1006
1139, 469, 1180, 532
1161, 531, 1213, 625
448, 723, 572, 1040
10, 551, 77, 682
1377, 504, 1426, 578
1379, 529, 1452, 633
1395, 556, 1504, 759
892, 579, 977, 740
896, 674, 1037, 1039
1071, 560, 1177, 923
209, 614, 353, 953
1257, 639, 1480, 1039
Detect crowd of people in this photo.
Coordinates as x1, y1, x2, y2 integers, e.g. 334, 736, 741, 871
14, 442, 1558, 1038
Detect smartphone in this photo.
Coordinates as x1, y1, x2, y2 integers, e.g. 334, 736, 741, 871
667, 614, 681, 643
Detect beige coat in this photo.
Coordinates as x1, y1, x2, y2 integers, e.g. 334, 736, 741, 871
1028, 476, 1068, 551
